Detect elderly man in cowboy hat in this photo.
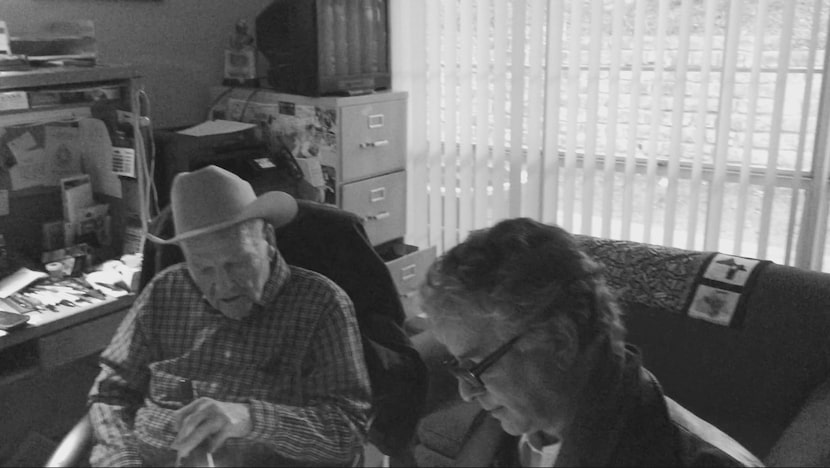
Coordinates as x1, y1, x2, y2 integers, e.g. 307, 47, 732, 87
87, 165, 371, 467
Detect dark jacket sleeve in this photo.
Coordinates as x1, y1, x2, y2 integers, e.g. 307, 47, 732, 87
276, 200, 428, 456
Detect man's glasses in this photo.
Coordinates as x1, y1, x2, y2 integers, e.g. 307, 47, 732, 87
444, 334, 523, 393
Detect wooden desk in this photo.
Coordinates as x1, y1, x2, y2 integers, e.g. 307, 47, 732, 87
0, 294, 133, 463
0, 295, 133, 382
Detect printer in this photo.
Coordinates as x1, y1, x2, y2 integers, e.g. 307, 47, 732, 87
154, 123, 303, 208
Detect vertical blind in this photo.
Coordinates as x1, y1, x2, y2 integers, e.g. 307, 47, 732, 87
391, 0, 830, 270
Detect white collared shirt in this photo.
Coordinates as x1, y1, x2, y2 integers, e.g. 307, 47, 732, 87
518, 432, 562, 467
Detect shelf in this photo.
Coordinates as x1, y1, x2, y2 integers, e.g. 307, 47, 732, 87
0, 99, 120, 118
0, 63, 139, 91
5, 185, 59, 200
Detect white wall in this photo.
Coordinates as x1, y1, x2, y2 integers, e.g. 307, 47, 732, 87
0, 0, 273, 129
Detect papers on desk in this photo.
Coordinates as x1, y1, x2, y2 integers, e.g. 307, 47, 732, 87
85, 270, 130, 298
176, 119, 256, 137
0, 268, 47, 299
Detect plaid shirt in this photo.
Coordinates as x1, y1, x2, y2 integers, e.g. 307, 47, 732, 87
87, 255, 371, 467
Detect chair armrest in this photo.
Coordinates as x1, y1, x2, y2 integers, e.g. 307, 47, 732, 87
45, 415, 92, 468
765, 376, 830, 467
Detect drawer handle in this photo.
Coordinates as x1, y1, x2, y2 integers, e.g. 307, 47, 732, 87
368, 113, 385, 128
367, 211, 390, 221
401, 264, 417, 282
360, 139, 389, 149
370, 187, 386, 202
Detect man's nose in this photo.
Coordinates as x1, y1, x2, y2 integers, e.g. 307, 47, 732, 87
458, 379, 485, 402
211, 268, 237, 294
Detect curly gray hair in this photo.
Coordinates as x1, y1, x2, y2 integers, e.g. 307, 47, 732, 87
419, 218, 626, 356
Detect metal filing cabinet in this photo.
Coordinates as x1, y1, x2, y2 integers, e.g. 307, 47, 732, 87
213, 88, 408, 246
212, 88, 437, 314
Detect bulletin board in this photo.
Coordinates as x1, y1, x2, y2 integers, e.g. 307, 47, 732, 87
0, 106, 141, 269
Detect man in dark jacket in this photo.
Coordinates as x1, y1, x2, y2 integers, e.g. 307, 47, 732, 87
416, 218, 762, 467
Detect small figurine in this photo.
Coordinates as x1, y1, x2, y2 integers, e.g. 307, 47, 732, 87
229, 20, 254, 51
224, 19, 258, 87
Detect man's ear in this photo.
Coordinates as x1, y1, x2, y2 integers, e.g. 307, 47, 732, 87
263, 222, 277, 251
550, 315, 580, 372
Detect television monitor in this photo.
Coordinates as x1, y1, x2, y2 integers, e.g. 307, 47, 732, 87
255, 0, 391, 97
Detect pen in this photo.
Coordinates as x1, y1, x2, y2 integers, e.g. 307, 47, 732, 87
174, 378, 216, 467
174, 378, 192, 467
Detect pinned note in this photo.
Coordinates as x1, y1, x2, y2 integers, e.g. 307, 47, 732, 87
7, 131, 48, 190
44, 124, 83, 185
78, 118, 122, 198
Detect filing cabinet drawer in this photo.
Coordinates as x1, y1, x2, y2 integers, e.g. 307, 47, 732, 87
385, 244, 437, 320
342, 171, 406, 246
340, 98, 406, 182
386, 245, 437, 296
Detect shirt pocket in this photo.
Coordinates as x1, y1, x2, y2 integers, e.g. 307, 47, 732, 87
248, 354, 303, 404
147, 368, 195, 409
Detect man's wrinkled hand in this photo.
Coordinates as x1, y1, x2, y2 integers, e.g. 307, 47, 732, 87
170, 397, 252, 457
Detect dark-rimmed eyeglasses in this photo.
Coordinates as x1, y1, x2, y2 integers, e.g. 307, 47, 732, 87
444, 334, 523, 393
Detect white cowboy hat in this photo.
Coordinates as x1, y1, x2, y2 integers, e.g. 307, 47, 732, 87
146, 165, 298, 244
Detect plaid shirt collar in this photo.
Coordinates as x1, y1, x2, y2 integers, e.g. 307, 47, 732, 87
260, 253, 291, 306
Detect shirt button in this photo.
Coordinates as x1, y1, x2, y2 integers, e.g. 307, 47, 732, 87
224, 350, 232, 359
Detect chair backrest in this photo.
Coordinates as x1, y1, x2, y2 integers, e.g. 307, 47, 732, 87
139, 200, 428, 457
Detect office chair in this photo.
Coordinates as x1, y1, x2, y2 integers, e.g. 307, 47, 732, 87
46, 200, 428, 467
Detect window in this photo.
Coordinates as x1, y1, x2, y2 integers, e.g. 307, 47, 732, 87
392, 0, 830, 270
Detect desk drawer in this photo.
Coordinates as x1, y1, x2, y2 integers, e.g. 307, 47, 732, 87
341, 171, 405, 246
340, 98, 406, 182
38, 308, 127, 370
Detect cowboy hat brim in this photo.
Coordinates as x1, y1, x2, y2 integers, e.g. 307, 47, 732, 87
145, 191, 298, 245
